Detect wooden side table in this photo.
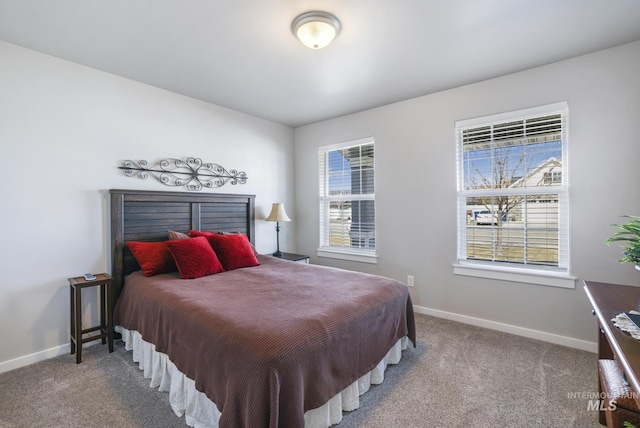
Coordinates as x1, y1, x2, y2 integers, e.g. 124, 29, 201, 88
68, 273, 114, 363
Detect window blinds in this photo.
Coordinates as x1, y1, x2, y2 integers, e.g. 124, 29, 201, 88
456, 102, 569, 271
319, 138, 375, 254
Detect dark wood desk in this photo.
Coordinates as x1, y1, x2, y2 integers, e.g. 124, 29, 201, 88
584, 280, 640, 421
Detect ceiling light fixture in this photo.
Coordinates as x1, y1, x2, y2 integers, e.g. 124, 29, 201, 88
291, 11, 341, 49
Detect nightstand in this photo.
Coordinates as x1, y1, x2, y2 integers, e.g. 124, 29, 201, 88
68, 273, 114, 363
270, 252, 310, 264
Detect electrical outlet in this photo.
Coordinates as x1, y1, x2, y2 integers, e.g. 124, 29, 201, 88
407, 275, 414, 287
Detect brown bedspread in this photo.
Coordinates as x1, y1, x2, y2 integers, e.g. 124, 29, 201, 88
114, 255, 416, 428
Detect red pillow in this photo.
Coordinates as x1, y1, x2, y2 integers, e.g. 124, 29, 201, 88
205, 233, 260, 271
189, 230, 216, 237
190, 230, 259, 256
166, 236, 224, 279
127, 241, 177, 277
217, 231, 259, 257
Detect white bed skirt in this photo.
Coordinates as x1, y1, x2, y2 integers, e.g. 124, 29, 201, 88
115, 326, 408, 428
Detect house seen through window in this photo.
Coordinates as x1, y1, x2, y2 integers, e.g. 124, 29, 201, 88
318, 137, 376, 263
455, 102, 570, 281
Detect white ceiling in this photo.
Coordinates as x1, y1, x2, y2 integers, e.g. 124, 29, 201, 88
1, 1, 640, 127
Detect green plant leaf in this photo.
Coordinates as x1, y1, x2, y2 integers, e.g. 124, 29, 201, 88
607, 215, 640, 264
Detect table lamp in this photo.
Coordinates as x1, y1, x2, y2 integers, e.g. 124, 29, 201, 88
266, 203, 291, 257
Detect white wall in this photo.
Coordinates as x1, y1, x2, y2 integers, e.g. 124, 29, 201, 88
294, 41, 640, 349
0, 41, 295, 371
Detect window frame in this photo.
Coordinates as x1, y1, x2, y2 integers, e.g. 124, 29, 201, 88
453, 102, 576, 288
317, 137, 378, 264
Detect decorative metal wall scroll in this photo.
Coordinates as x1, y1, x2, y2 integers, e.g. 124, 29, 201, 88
119, 157, 247, 191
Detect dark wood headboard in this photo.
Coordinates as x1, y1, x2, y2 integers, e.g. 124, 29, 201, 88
110, 189, 256, 304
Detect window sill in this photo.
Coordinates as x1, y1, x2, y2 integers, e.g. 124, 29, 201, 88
317, 248, 378, 264
452, 262, 576, 289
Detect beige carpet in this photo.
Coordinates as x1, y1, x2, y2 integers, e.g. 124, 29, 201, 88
0, 313, 601, 428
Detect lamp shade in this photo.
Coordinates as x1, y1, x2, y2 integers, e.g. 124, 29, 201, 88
292, 11, 341, 49
265, 203, 291, 222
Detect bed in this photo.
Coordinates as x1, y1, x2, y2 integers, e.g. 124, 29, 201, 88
110, 189, 416, 428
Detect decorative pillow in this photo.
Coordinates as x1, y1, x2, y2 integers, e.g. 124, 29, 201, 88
205, 233, 260, 271
189, 230, 216, 237
126, 241, 177, 277
218, 231, 260, 256
190, 230, 259, 256
166, 236, 225, 279
168, 230, 190, 240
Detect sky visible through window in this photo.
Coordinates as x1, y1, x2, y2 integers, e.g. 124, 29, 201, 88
331, 140, 562, 193
463, 140, 562, 189
328, 150, 351, 193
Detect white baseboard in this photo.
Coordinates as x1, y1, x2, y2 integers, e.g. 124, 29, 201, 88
414, 305, 597, 353
0, 343, 72, 374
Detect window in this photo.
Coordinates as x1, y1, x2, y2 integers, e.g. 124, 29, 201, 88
455, 102, 574, 288
543, 170, 562, 185
318, 137, 377, 263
